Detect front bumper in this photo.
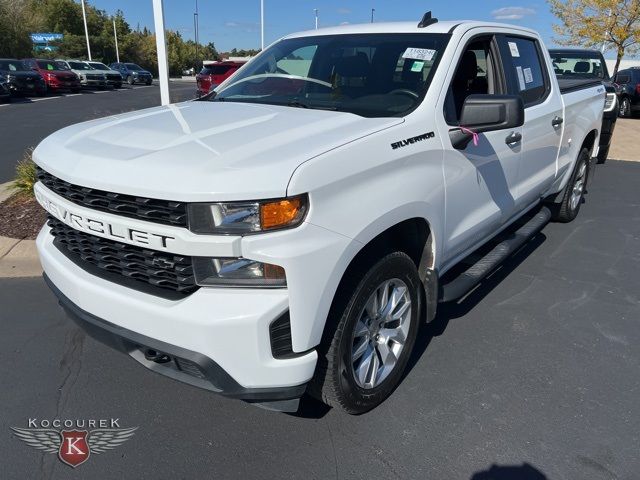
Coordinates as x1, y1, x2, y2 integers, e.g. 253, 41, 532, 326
81, 79, 106, 87
37, 226, 317, 407
44, 273, 307, 410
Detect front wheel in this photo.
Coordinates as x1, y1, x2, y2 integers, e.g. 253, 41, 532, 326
551, 147, 589, 223
127, 75, 134, 85
310, 252, 421, 414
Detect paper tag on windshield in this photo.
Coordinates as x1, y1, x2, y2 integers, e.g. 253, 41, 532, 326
516, 66, 526, 90
411, 61, 425, 72
402, 48, 436, 61
508, 42, 520, 57
523, 67, 534, 83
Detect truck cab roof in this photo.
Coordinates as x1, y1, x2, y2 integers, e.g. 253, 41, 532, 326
284, 20, 538, 39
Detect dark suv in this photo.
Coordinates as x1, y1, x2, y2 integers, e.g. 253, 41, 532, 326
0, 58, 46, 96
613, 67, 640, 118
109, 62, 153, 85
549, 48, 619, 164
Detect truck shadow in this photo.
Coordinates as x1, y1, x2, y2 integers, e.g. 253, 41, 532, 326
291, 232, 547, 419
470, 462, 547, 479
406, 232, 547, 376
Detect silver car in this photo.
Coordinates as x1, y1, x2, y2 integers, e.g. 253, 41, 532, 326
56, 59, 106, 89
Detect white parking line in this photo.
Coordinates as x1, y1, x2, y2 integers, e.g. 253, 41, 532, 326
29, 96, 61, 102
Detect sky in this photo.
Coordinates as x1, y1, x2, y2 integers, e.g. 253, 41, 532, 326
90, 1, 572, 54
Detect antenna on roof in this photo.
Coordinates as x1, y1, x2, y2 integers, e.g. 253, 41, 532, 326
418, 11, 438, 28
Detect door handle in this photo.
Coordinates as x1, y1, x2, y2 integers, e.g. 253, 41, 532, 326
505, 132, 522, 145
552, 116, 564, 127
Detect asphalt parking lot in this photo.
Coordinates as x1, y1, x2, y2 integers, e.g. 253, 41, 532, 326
0, 82, 196, 183
1, 158, 639, 478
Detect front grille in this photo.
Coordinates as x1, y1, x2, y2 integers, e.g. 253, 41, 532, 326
87, 74, 102, 81
36, 167, 188, 228
48, 217, 198, 295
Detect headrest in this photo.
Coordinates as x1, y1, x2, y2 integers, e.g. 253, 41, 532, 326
574, 61, 591, 73
335, 53, 370, 77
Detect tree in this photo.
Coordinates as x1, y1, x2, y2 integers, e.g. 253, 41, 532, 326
549, 0, 640, 75
0, 0, 34, 58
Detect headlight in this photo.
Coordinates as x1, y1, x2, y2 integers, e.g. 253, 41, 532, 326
193, 257, 286, 287
604, 92, 617, 112
188, 194, 308, 234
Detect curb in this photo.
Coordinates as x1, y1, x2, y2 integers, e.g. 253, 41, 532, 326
0, 183, 42, 278
0, 235, 42, 278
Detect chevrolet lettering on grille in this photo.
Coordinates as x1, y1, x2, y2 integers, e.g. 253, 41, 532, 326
35, 187, 176, 250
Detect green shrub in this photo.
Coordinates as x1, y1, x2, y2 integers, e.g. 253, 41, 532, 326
11, 148, 37, 198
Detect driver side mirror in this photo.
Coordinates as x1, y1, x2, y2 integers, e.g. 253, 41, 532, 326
449, 94, 525, 150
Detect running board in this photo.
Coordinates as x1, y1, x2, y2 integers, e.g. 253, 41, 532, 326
439, 207, 551, 302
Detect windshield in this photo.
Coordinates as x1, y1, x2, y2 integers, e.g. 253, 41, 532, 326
89, 62, 109, 70
38, 60, 69, 71
69, 61, 92, 70
210, 33, 450, 117
0, 60, 27, 71
550, 52, 608, 79
125, 63, 144, 70
201, 65, 237, 75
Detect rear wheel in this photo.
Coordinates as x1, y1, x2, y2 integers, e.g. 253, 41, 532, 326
619, 97, 631, 118
145, 79, 152, 85
309, 252, 421, 414
551, 147, 589, 223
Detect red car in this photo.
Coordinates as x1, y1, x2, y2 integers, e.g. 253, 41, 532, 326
196, 61, 244, 96
23, 58, 81, 93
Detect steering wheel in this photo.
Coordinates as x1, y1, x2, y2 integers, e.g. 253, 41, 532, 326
389, 89, 419, 99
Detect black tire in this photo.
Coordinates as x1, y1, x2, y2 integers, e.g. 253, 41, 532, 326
127, 75, 134, 85
71, 88, 80, 93
145, 79, 152, 85
596, 145, 609, 165
619, 97, 631, 118
309, 251, 421, 414
551, 147, 589, 223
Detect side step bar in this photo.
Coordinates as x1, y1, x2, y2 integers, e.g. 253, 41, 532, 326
439, 207, 551, 302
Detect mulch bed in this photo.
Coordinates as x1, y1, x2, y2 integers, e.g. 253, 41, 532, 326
0, 193, 47, 240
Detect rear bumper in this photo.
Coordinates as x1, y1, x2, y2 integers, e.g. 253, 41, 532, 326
44, 273, 307, 409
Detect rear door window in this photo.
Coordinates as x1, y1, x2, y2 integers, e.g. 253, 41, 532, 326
615, 73, 631, 84
500, 36, 549, 106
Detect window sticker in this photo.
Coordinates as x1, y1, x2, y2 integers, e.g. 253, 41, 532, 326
402, 48, 436, 61
411, 60, 425, 72
523, 67, 534, 84
516, 66, 526, 91
508, 42, 520, 58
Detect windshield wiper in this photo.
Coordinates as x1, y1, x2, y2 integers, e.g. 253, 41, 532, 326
287, 100, 310, 109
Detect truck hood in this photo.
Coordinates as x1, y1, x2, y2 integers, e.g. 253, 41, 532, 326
34, 101, 402, 201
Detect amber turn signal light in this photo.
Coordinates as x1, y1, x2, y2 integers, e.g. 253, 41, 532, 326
260, 196, 307, 230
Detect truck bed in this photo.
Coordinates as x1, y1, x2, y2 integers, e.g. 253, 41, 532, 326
557, 77, 603, 94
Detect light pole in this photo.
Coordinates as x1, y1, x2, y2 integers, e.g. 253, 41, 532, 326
113, 18, 120, 63
261, 0, 265, 50
194, 0, 199, 71
80, 0, 92, 60
371, 8, 375, 23
314, 8, 318, 29
152, 0, 170, 105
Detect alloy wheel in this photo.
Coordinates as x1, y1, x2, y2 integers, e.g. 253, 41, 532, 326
350, 278, 412, 389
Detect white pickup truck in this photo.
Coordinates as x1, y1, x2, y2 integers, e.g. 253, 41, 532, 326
33, 13, 605, 414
